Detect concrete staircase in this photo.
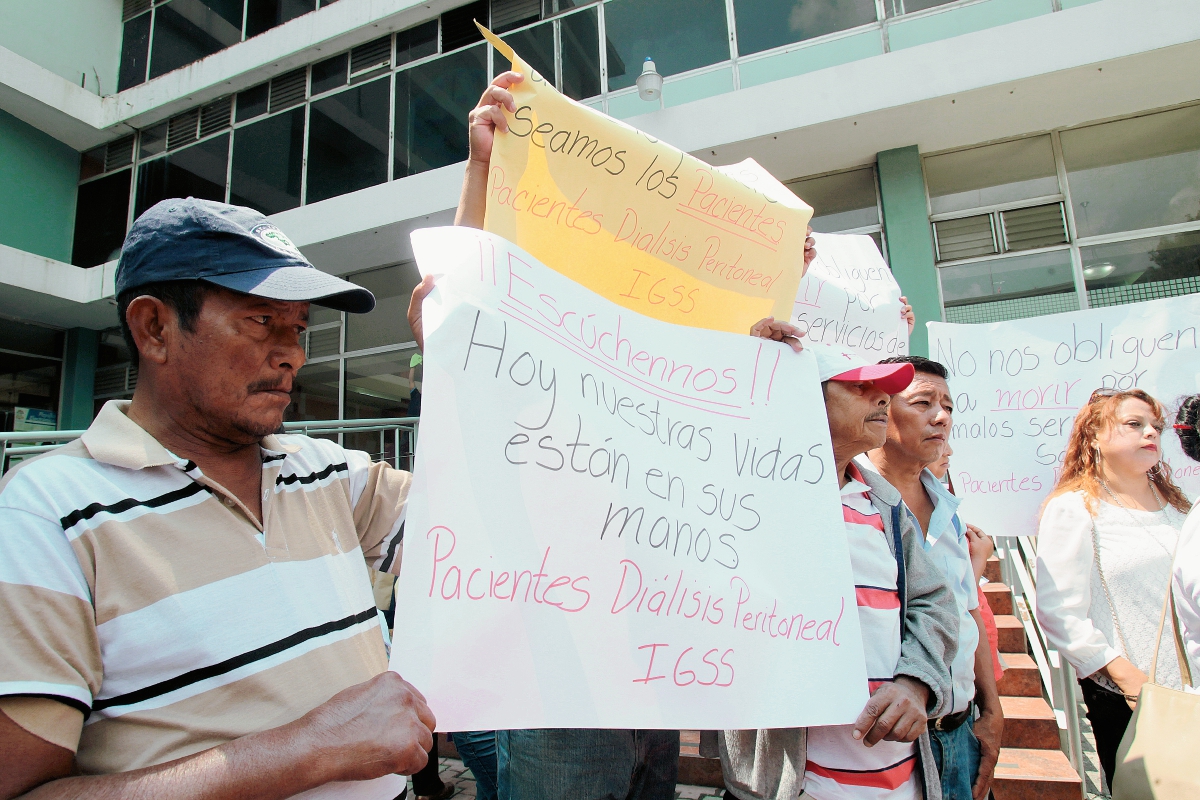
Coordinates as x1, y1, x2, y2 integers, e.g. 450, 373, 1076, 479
986, 555, 1083, 800
678, 555, 1084, 798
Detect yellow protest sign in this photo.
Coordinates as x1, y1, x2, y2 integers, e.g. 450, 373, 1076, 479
479, 25, 813, 334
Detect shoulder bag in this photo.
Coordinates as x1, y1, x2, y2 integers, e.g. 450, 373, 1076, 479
1111, 570, 1199, 799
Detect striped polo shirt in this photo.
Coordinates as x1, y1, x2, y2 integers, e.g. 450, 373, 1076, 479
0, 400, 409, 775
804, 464, 919, 800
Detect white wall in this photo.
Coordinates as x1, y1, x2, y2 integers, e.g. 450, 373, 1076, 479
0, 0, 123, 96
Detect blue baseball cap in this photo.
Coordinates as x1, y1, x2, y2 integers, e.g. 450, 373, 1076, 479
116, 198, 375, 313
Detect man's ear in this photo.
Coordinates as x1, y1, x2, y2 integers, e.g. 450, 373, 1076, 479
124, 296, 174, 365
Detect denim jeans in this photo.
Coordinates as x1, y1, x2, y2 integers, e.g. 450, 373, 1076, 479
929, 716, 981, 800
496, 729, 680, 800
452, 731, 499, 800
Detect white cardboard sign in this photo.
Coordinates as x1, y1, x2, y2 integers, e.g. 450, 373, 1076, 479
792, 233, 909, 361
928, 293, 1200, 538
391, 227, 868, 731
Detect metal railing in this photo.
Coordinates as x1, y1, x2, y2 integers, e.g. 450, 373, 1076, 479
994, 533, 1087, 795
0, 418, 419, 475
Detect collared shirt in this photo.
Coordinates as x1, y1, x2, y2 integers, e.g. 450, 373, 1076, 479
804, 464, 919, 800
0, 400, 410, 774
917, 468, 979, 714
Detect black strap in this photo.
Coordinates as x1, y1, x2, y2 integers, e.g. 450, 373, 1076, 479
890, 503, 906, 637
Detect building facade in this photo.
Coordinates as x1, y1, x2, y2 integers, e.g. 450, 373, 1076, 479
1, 0, 1198, 438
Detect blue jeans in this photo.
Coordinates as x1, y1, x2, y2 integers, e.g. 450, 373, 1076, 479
451, 731, 498, 800
496, 729, 680, 800
929, 716, 981, 800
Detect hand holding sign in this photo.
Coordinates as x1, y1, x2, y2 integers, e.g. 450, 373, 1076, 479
472, 25, 813, 335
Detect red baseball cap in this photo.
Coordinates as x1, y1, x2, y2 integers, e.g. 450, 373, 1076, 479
811, 345, 915, 394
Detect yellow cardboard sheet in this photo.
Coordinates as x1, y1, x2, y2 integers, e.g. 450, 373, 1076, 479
480, 26, 813, 334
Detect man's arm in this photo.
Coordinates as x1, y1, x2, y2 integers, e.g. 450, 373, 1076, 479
1, 672, 434, 800
455, 72, 523, 229
853, 507, 958, 746
895, 511, 959, 719
970, 608, 1004, 800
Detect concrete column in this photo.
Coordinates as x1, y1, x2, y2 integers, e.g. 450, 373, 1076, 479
60, 328, 98, 430
877, 145, 939, 357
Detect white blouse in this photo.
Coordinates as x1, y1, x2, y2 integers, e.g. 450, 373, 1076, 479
1173, 506, 1200, 688
1035, 491, 1185, 691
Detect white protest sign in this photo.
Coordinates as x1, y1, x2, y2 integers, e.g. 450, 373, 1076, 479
391, 226, 867, 731
792, 233, 909, 360
928, 293, 1200, 538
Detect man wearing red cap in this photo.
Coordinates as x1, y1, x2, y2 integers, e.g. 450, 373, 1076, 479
719, 343, 958, 800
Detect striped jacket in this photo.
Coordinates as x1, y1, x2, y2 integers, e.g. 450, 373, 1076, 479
718, 460, 958, 800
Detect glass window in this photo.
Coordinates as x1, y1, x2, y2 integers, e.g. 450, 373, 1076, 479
287, 360, 340, 422
396, 20, 438, 67
140, 123, 168, 159
245, 0, 316, 38
395, 45, 487, 178
119, 12, 152, 91
735, 0, 876, 57
150, 0, 245, 79
604, 0, 729, 91
344, 263, 422, 351
497, 21, 556, 84
1062, 105, 1200, 239
884, 0, 954, 15
237, 83, 270, 121
560, 7, 600, 100
73, 171, 132, 268
940, 249, 1077, 324
442, 0, 488, 51
925, 135, 1059, 216
0, 318, 63, 436
786, 167, 878, 233
80, 147, 106, 182
1082, 230, 1200, 308
135, 133, 230, 218
345, 349, 419, 420
306, 77, 390, 204
311, 53, 349, 95
230, 108, 305, 214
343, 349, 420, 463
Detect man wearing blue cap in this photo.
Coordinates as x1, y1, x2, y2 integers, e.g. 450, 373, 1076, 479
0, 199, 434, 799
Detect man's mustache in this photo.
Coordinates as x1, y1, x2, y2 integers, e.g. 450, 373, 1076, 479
249, 379, 292, 393
865, 412, 889, 423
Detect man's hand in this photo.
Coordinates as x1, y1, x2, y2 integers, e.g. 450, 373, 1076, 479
299, 671, 435, 782
852, 676, 930, 746
408, 275, 436, 353
749, 317, 804, 353
965, 524, 994, 584
972, 706, 1003, 799
804, 225, 816, 269
456, 72, 524, 228
466, 71, 523, 167
899, 295, 915, 336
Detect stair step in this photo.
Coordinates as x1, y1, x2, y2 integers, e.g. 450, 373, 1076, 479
992, 747, 1082, 800
995, 614, 1026, 653
678, 754, 723, 788
985, 555, 1002, 583
997, 652, 1042, 697
983, 581, 1014, 616
999, 696, 1061, 750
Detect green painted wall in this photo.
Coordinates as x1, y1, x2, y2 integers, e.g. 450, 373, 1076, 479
877, 146, 939, 357
0, 0, 123, 96
0, 110, 79, 262
60, 328, 99, 430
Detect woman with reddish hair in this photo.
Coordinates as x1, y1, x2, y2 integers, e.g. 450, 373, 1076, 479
1035, 388, 1191, 788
